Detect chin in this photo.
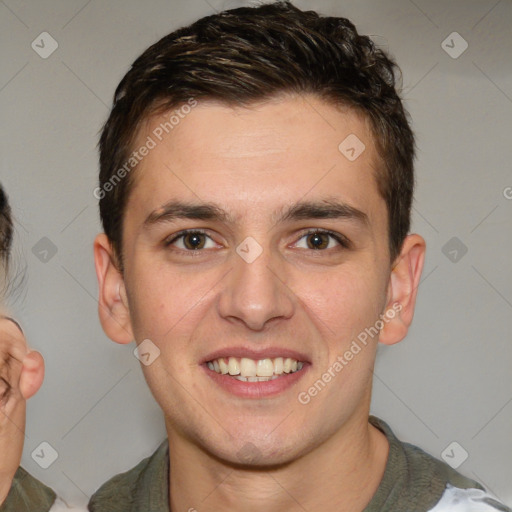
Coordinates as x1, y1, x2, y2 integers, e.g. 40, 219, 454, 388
197, 430, 308, 469
211, 444, 299, 469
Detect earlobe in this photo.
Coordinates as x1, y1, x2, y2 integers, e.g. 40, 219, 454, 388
379, 234, 426, 346
19, 350, 45, 400
93, 233, 134, 344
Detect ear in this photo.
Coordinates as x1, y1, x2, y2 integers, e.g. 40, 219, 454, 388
379, 234, 426, 345
19, 350, 44, 400
93, 233, 134, 344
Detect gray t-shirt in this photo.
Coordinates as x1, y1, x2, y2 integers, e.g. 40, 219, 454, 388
2, 416, 510, 511
88, 416, 511, 511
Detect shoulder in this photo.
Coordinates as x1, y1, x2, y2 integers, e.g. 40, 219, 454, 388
401, 443, 512, 511
0, 466, 56, 512
429, 484, 512, 512
368, 416, 511, 511
88, 440, 169, 512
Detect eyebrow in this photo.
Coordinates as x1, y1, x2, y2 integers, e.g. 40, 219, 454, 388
144, 198, 369, 228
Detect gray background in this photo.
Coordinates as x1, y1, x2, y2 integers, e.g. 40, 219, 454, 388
1, 0, 511, 507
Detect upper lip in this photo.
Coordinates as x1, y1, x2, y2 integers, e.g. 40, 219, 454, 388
201, 347, 310, 365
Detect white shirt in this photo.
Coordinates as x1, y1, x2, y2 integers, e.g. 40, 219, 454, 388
429, 484, 510, 512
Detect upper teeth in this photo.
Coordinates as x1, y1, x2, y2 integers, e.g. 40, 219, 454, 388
207, 357, 304, 378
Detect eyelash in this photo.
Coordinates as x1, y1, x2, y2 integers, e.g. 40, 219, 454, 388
164, 228, 350, 255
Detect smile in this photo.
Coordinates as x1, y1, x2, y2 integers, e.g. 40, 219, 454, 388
207, 356, 305, 382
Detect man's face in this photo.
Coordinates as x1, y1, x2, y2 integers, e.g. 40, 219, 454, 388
118, 94, 393, 465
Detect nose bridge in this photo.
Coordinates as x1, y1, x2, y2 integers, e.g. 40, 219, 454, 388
217, 236, 295, 330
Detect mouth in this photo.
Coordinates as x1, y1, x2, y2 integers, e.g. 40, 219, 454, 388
202, 351, 310, 398
206, 356, 305, 382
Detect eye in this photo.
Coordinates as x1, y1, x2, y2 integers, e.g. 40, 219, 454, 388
165, 229, 217, 251
164, 228, 350, 255
294, 229, 350, 250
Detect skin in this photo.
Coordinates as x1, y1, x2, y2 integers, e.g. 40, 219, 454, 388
95, 93, 425, 511
0, 313, 44, 505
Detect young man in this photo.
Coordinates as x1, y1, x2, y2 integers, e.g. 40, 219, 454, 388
1, 2, 510, 511
90, 2, 511, 511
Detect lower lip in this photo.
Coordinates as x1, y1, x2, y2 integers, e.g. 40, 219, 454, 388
202, 364, 309, 398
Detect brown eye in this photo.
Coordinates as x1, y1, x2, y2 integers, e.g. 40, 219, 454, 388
306, 232, 330, 250
182, 232, 206, 250
165, 229, 216, 252
295, 229, 349, 251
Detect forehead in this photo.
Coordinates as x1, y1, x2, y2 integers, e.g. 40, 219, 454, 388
127, 94, 384, 224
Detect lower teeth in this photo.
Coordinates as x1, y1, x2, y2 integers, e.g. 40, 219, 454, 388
233, 375, 281, 382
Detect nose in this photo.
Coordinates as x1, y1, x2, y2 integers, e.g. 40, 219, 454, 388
216, 240, 295, 331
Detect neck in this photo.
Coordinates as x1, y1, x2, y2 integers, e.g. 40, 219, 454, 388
167, 413, 389, 512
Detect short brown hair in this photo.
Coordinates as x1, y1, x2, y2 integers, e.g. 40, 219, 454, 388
98, 0, 415, 270
0, 185, 13, 268
0, 184, 14, 300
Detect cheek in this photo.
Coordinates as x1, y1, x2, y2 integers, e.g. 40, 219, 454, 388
128, 266, 210, 409
297, 263, 385, 342
127, 261, 220, 342
295, 266, 385, 419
